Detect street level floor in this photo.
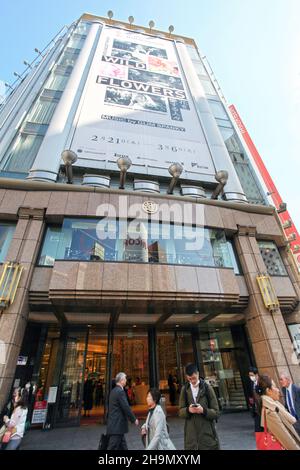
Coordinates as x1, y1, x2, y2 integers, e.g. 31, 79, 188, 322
20, 412, 256, 450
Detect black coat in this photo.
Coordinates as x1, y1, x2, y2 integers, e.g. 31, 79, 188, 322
106, 385, 136, 435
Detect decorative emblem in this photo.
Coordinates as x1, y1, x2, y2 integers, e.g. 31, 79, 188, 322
142, 201, 158, 214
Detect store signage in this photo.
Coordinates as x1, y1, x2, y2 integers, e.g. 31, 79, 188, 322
17, 356, 28, 366
48, 386, 58, 404
31, 400, 48, 425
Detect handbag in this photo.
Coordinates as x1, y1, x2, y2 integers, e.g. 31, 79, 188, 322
98, 433, 109, 450
2, 430, 12, 444
255, 408, 285, 450
0, 424, 7, 440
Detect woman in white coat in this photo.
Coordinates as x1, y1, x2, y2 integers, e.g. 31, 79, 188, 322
141, 388, 176, 450
1, 391, 28, 450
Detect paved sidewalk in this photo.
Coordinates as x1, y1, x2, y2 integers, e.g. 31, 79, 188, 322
20, 412, 256, 450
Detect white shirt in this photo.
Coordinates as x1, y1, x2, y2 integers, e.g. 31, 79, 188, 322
190, 381, 200, 403
6, 406, 28, 439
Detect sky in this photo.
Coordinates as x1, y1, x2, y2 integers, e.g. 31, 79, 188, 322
0, 0, 299, 228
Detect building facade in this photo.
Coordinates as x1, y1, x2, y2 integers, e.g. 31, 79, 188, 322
0, 13, 300, 427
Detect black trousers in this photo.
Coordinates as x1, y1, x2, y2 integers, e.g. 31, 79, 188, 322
107, 434, 128, 450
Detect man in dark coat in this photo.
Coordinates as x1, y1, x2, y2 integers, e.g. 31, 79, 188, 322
106, 372, 139, 450
179, 364, 220, 450
279, 373, 300, 435
245, 367, 262, 432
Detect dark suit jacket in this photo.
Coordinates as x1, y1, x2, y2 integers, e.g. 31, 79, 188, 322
106, 385, 136, 435
282, 384, 300, 420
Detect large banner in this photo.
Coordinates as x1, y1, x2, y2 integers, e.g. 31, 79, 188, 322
70, 27, 215, 177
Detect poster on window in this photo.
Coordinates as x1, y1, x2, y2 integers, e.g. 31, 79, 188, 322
70, 27, 215, 178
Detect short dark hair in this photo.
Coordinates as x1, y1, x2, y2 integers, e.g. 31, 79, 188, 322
147, 388, 161, 405
249, 367, 258, 374
185, 363, 198, 376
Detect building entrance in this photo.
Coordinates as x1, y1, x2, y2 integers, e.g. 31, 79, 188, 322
12, 323, 250, 428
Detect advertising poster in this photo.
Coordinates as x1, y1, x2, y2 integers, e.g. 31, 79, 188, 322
70, 27, 215, 177
31, 400, 48, 425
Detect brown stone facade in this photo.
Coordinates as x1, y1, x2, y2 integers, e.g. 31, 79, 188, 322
0, 183, 299, 413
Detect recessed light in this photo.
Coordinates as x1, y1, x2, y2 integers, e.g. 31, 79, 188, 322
175, 324, 180, 328
133, 325, 137, 328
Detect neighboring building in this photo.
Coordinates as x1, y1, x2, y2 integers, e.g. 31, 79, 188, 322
0, 13, 299, 427
229, 104, 300, 272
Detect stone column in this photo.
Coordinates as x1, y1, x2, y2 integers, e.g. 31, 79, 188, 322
0, 207, 45, 413
234, 225, 300, 384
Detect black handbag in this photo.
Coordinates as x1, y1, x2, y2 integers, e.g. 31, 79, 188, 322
98, 433, 109, 450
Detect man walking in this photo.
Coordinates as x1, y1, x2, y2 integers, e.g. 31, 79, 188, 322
279, 372, 300, 435
106, 372, 139, 450
179, 363, 220, 450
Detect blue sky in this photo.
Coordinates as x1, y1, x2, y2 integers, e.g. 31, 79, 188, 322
1, 0, 299, 228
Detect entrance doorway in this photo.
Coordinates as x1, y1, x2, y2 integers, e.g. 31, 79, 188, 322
112, 331, 149, 418
81, 331, 107, 424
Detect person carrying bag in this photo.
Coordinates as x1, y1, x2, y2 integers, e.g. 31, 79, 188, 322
255, 374, 300, 451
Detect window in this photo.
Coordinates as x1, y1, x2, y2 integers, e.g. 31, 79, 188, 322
27, 100, 57, 125
258, 241, 287, 276
0, 223, 15, 262
208, 100, 228, 120
226, 240, 242, 274
2, 134, 44, 172
38, 219, 238, 272
193, 60, 207, 77
38, 226, 63, 266
44, 74, 69, 92
199, 78, 217, 96
186, 45, 201, 61
219, 127, 243, 153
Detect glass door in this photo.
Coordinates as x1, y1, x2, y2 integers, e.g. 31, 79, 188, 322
81, 330, 108, 422
196, 328, 247, 411
55, 330, 87, 425
112, 331, 149, 414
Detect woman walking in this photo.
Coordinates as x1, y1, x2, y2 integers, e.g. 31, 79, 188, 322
1, 391, 28, 450
256, 375, 300, 450
141, 388, 176, 450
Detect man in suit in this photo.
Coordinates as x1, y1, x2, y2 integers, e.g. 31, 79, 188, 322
106, 372, 139, 450
279, 373, 300, 435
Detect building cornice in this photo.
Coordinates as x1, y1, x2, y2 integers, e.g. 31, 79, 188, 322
0, 177, 276, 216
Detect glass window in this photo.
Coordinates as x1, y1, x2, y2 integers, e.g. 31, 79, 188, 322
44, 73, 69, 92
38, 219, 237, 270
2, 133, 43, 172
196, 328, 247, 410
208, 100, 228, 120
219, 126, 243, 153
27, 100, 57, 125
226, 240, 242, 274
193, 60, 207, 77
0, 223, 15, 262
258, 241, 287, 276
199, 78, 217, 96
68, 35, 86, 50
186, 45, 201, 61
60, 218, 118, 262
38, 226, 62, 266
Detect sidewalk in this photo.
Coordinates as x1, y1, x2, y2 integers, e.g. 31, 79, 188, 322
20, 412, 256, 450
